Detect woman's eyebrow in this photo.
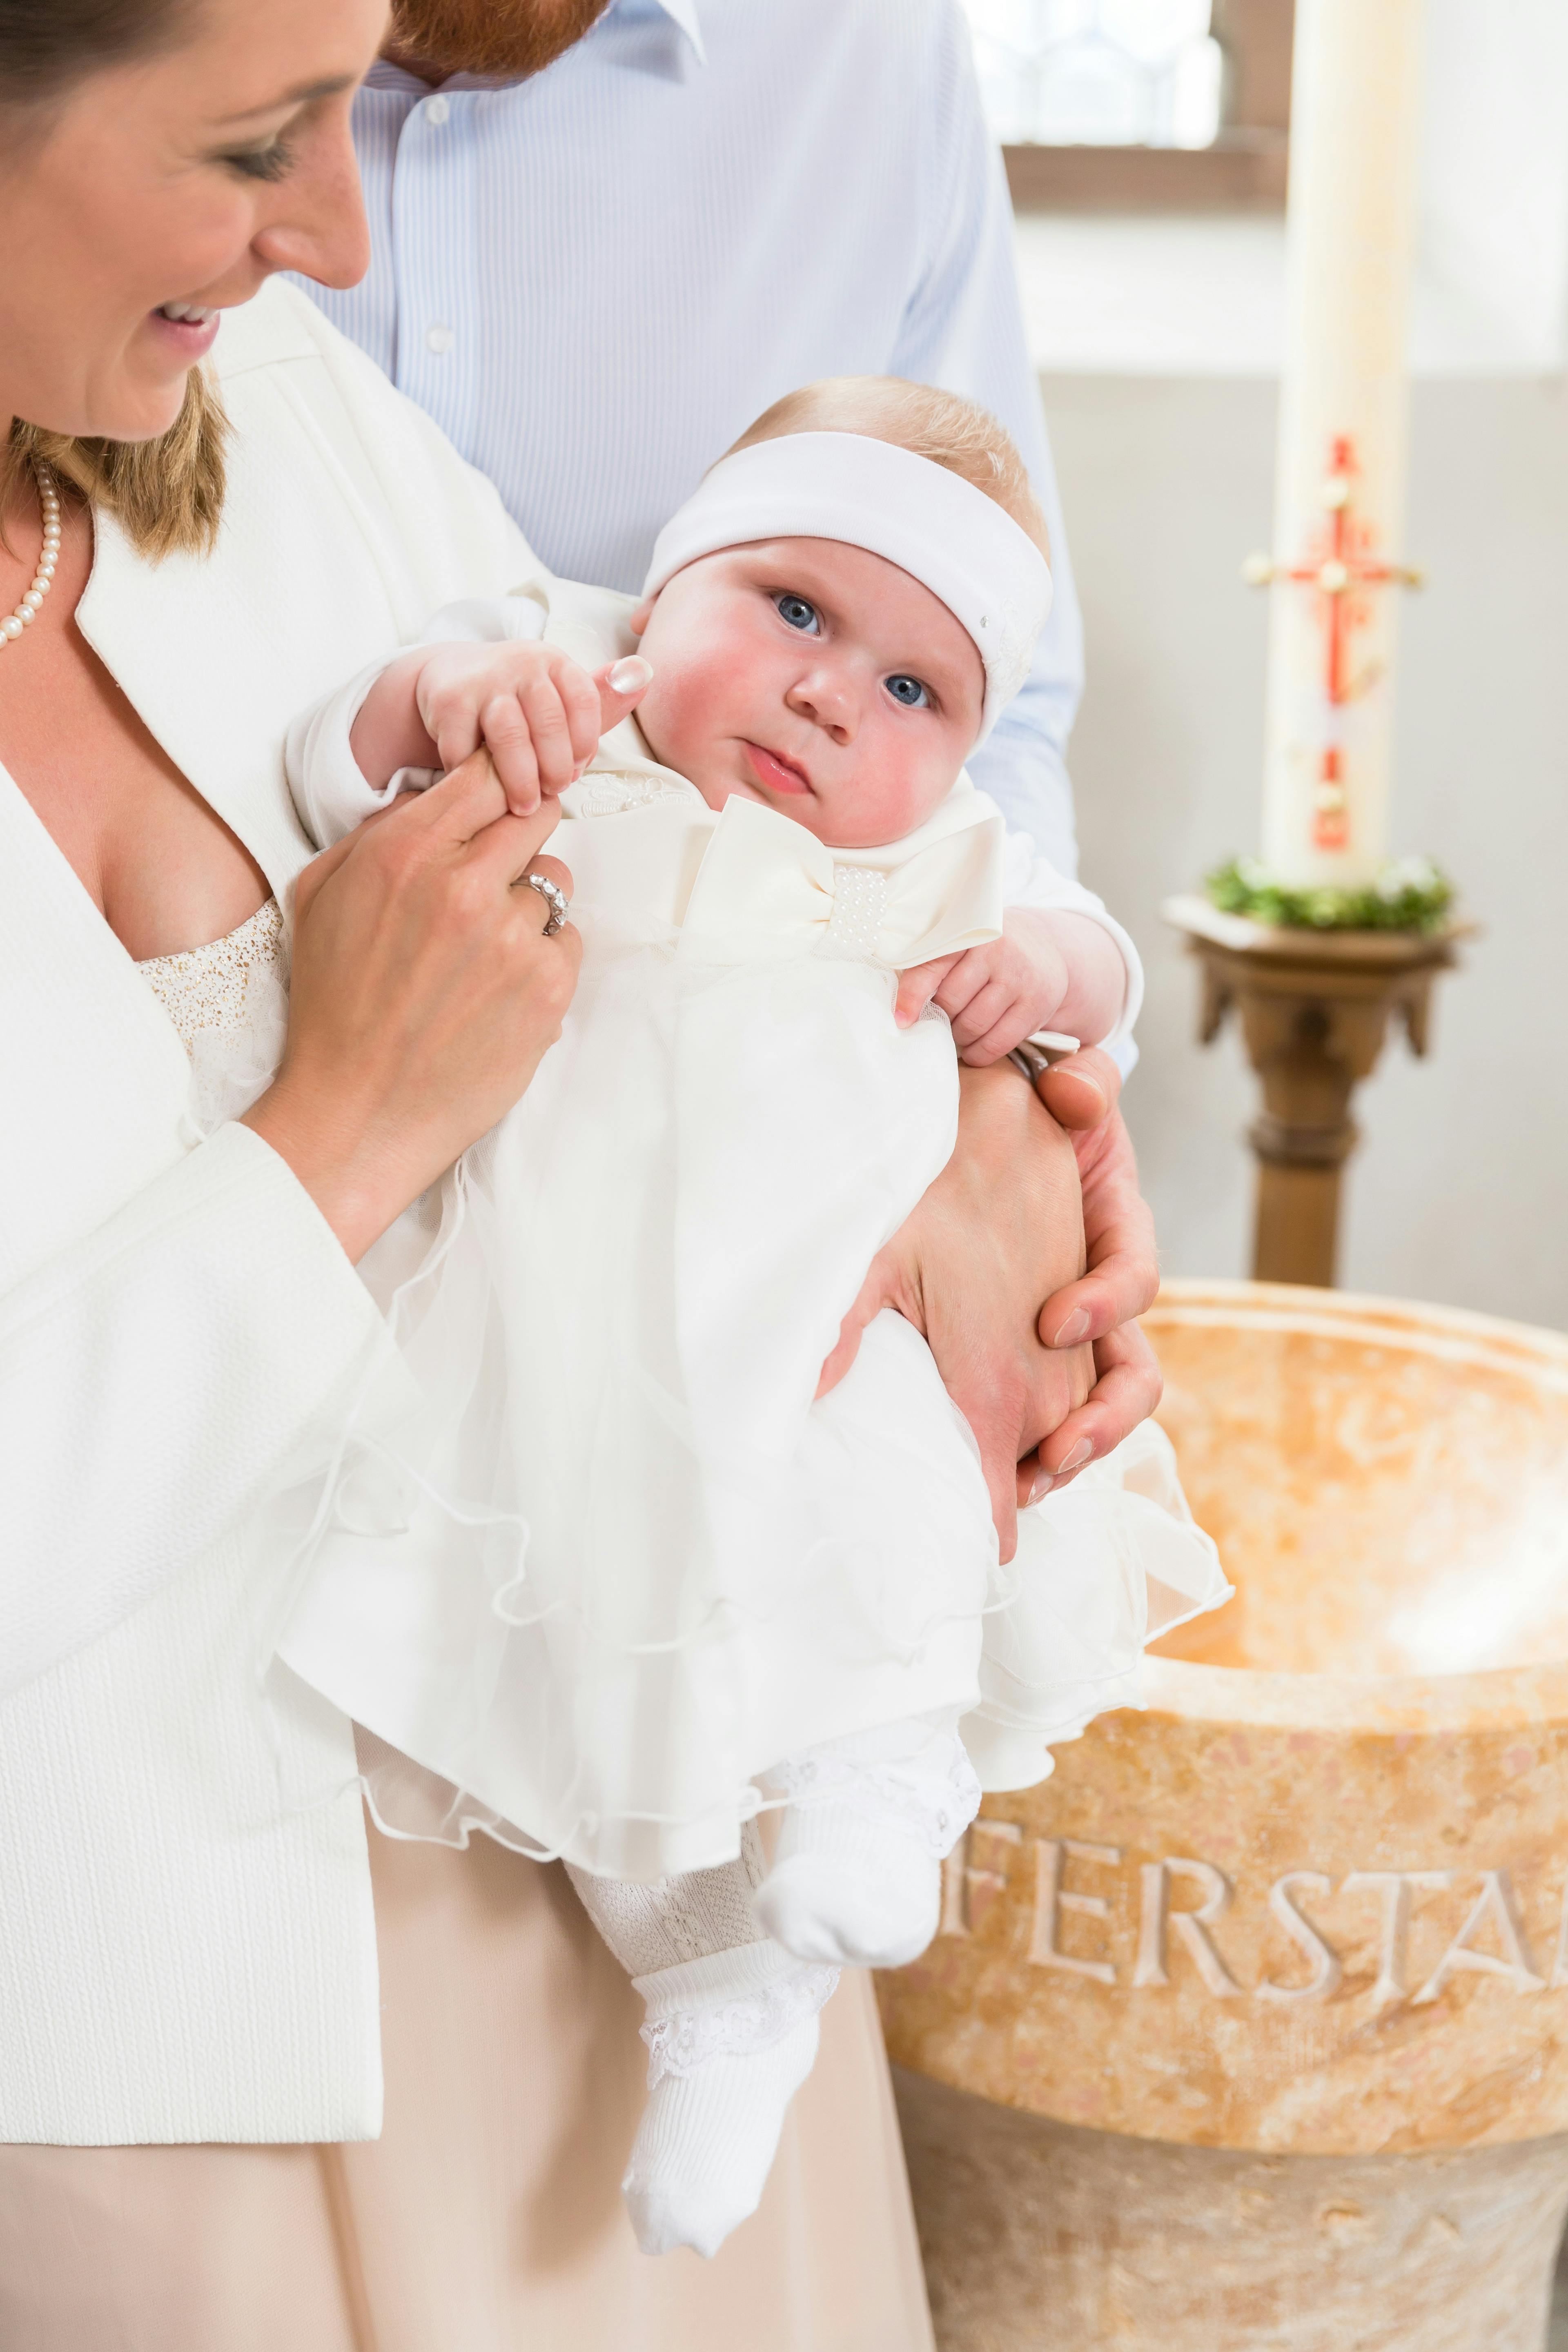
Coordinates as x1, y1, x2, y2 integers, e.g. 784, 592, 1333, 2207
212, 74, 358, 126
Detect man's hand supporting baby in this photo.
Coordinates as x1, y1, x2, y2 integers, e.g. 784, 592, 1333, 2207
818, 1051, 1160, 1564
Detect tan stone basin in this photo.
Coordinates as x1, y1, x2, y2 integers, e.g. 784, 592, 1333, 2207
880, 1280, 1568, 2351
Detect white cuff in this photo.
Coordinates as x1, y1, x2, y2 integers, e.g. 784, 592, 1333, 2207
285, 660, 396, 849
284, 595, 550, 851
1001, 829, 1144, 1056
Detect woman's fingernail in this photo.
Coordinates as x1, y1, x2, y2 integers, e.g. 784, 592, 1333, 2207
1056, 1439, 1094, 1476
610, 656, 653, 694
1027, 1471, 1055, 1506
1053, 1309, 1091, 1348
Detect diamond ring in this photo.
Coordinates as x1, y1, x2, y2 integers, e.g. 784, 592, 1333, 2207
521, 870, 570, 936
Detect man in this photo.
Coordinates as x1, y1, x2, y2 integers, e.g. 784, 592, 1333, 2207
308, 0, 1160, 1546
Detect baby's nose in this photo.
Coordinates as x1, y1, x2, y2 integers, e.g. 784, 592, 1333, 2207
789, 666, 856, 737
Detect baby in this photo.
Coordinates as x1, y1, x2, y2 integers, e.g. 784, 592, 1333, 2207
273, 379, 1227, 2260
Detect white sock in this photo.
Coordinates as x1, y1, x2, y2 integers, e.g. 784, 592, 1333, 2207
625, 1943, 829, 2258
753, 1718, 982, 1968
566, 1837, 838, 2259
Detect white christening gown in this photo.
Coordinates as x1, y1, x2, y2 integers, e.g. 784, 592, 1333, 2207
270, 753, 1229, 1884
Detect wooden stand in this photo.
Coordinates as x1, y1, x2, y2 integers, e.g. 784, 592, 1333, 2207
1163, 895, 1463, 1287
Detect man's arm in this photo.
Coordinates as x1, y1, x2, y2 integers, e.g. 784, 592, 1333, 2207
891, 0, 1085, 874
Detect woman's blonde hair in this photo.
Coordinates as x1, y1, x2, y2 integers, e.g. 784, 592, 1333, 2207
4, 368, 228, 564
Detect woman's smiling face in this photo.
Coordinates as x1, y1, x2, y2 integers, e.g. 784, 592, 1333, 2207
630, 538, 986, 850
0, 0, 386, 443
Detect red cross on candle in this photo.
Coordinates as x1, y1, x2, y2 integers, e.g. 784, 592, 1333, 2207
1245, 437, 1423, 852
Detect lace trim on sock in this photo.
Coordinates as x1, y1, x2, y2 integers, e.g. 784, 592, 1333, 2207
767, 1737, 982, 1861
641, 1962, 840, 2088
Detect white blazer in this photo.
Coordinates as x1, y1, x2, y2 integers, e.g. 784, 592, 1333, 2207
0, 281, 549, 2143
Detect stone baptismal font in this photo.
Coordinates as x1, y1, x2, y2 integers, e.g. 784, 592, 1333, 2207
880, 1278, 1568, 2352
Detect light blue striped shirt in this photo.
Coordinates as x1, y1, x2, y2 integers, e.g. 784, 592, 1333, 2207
304, 0, 1085, 870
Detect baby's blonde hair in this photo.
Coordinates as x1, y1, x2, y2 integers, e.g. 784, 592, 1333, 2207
728, 376, 1049, 564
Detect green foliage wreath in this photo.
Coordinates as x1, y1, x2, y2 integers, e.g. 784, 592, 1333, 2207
1205, 855, 1454, 935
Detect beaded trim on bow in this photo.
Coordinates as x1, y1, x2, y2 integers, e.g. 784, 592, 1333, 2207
817, 865, 889, 960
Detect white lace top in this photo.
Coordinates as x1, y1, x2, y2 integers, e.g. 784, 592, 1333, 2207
137, 898, 285, 1055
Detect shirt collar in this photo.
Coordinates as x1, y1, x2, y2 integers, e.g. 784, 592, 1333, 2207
647, 0, 706, 62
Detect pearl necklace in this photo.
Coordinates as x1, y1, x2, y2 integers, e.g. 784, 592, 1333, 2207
0, 461, 61, 649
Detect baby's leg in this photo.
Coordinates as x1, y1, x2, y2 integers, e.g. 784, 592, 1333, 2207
754, 1712, 981, 1969
566, 1826, 837, 2259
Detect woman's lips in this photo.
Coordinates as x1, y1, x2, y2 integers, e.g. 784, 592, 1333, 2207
744, 742, 812, 797
147, 303, 223, 363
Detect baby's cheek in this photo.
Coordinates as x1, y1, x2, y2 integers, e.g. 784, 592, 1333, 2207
640, 634, 751, 774
637, 666, 711, 772
855, 749, 952, 843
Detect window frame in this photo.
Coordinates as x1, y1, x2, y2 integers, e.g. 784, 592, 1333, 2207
998, 0, 1294, 214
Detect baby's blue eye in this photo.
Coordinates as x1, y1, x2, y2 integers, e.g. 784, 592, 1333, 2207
775, 593, 820, 633
885, 674, 930, 709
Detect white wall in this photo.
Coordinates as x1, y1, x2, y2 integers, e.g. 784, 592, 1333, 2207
1419, 0, 1568, 367
1047, 370, 1568, 1329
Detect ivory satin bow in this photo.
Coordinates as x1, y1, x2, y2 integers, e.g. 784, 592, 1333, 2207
675, 793, 1006, 970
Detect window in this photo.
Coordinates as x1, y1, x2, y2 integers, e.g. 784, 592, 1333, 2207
963, 0, 1294, 211
967, 0, 1223, 149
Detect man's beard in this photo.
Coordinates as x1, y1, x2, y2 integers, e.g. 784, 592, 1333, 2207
385, 0, 613, 81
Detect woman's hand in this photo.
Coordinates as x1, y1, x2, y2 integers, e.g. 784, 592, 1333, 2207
243, 750, 580, 1261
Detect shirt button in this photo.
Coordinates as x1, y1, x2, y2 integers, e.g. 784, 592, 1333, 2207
426, 324, 454, 354
425, 94, 450, 125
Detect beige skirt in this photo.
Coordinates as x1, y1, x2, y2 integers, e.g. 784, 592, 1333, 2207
0, 1816, 934, 2351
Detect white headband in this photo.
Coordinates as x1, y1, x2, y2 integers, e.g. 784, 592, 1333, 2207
642, 430, 1053, 745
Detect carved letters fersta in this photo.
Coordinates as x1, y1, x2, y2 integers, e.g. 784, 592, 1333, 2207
936, 1829, 1568, 2003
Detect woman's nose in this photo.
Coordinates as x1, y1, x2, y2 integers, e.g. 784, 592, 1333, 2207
251, 105, 372, 293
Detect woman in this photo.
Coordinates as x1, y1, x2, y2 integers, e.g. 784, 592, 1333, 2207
0, 1, 940, 2341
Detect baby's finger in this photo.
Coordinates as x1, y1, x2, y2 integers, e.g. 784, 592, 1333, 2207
519, 675, 577, 799
948, 978, 1016, 1050
594, 656, 653, 742
959, 1010, 1036, 1068
432, 704, 483, 778
556, 659, 603, 774
894, 953, 961, 1029
479, 693, 543, 814
931, 955, 993, 1020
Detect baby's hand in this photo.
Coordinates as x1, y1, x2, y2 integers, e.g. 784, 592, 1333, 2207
895, 909, 1071, 1067
412, 642, 653, 815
